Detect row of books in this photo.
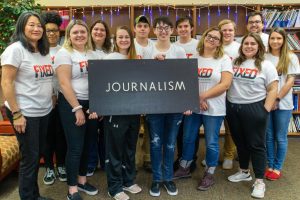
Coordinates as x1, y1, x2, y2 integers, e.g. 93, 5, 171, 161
287, 33, 300, 50
288, 115, 300, 133
262, 9, 300, 28
292, 93, 300, 111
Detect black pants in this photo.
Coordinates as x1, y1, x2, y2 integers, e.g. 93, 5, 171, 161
226, 100, 268, 179
44, 107, 66, 169
176, 116, 200, 162
6, 107, 50, 200
58, 93, 98, 186
104, 115, 140, 196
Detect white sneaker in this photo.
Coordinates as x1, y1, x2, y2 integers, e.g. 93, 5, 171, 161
251, 181, 265, 199
109, 191, 130, 200
123, 184, 142, 194
228, 170, 252, 182
222, 159, 233, 170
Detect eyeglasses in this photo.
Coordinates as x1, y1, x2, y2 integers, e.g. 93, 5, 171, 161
156, 26, 171, 32
46, 29, 59, 34
248, 20, 262, 25
206, 34, 220, 42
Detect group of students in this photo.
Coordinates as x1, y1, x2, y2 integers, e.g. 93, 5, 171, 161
0, 9, 299, 200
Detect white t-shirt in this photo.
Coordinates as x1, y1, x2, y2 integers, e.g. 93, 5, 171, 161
175, 38, 199, 59
50, 45, 61, 97
265, 53, 300, 110
134, 38, 154, 59
223, 41, 240, 60
104, 52, 128, 60
195, 55, 233, 116
54, 47, 100, 100
227, 59, 279, 104
1, 41, 53, 117
95, 49, 109, 59
149, 43, 187, 59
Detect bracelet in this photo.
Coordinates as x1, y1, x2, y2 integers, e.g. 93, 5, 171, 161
13, 113, 23, 120
12, 110, 21, 115
72, 105, 83, 113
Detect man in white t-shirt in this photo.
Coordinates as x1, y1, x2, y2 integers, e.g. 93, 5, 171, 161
134, 15, 154, 59
173, 17, 199, 173
133, 15, 153, 172
246, 11, 269, 50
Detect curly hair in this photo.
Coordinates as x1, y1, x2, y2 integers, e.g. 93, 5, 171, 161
41, 11, 62, 27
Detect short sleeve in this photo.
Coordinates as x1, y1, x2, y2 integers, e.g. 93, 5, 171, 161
264, 60, 279, 87
221, 55, 233, 74
54, 48, 72, 70
287, 53, 300, 75
0, 42, 22, 69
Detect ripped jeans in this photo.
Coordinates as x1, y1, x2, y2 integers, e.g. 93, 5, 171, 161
146, 113, 183, 182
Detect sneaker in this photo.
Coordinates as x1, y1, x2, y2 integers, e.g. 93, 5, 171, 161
86, 167, 96, 177
251, 181, 265, 199
57, 166, 67, 182
108, 191, 129, 200
197, 171, 214, 191
67, 192, 82, 200
149, 181, 161, 197
222, 159, 233, 170
43, 168, 56, 185
163, 181, 178, 196
201, 159, 206, 167
173, 166, 191, 179
266, 171, 281, 181
123, 184, 142, 194
228, 170, 252, 183
77, 182, 98, 195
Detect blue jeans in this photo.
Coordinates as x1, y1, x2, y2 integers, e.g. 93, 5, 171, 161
266, 109, 292, 171
146, 113, 183, 182
182, 113, 224, 167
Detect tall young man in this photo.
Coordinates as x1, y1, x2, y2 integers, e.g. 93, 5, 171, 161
173, 17, 199, 175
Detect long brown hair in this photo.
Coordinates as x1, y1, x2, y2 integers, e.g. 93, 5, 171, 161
196, 27, 224, 59
113, 26, 137, 59
268, 27, 291, 75
234, 32, 265, 71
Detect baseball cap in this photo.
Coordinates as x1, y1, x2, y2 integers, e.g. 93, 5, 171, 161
134, 15, 150, 26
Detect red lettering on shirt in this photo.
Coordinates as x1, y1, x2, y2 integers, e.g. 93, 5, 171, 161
198, 67, 213, 78
79, 61, 88, 72
233, 66, 258, 79
33, 64, 54, 78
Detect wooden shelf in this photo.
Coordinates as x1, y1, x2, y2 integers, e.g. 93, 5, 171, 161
293, 50, 300, 53
293, 91, 300, 94
288, 132, 300, 136
293, 111, 300, 114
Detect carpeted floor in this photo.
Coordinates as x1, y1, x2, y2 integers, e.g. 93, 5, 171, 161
1, 137, 300, 200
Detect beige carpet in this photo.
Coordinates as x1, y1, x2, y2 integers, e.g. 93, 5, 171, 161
1, 138, 300, 200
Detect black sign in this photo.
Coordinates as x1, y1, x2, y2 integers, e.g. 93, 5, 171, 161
88, 59, 200, 115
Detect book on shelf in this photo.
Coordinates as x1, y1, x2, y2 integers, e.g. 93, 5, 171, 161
262, 9, 300, 28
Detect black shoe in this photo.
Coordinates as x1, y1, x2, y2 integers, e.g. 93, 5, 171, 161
43, 168, 56, 185
37, 196, 53, 200
77, 182, 98, 195
86, 167, 96, 177
149, 181, 161, 197
163, 181, 178, 196
57, 166, 67, 182
67, 192, 82, 200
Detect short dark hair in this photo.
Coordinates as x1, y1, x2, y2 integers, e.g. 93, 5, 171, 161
11, 11, 49, 56
90, 20, 112, 53
247, 11, 264, 24
153, 16, 173, 28
41, 11, 62, 27
176, 17, 194, 28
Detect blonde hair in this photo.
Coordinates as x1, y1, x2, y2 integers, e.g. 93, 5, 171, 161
218, 19, 237, 32
197, 27, 224, 59
113, 26, 137, 59
63, 19, 93, 51
234, 32, 265, 71
268, 28, 291, 75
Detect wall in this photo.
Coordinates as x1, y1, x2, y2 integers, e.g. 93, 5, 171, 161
38, 0, 299, 7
